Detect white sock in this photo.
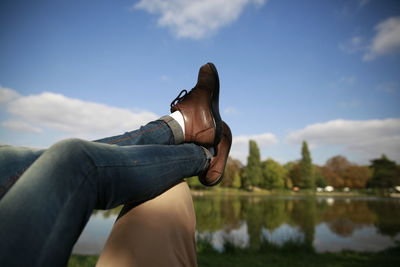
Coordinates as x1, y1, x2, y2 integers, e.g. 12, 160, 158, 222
170, 111, 185, 136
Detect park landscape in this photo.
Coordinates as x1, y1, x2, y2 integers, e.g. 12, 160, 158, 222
188, 140, 400, 194
69, 139, 400, 267
1, 0, 399, 266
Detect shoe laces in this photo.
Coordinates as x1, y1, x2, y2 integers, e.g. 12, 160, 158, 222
170, 89, 192, 108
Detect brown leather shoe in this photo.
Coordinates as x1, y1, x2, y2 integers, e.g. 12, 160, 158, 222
170, 63, 222, 151
199, 121, 232, 186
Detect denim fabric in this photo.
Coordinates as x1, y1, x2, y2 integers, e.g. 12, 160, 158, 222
0, 119, 178, 199
0, 119, 208, 267
0, 146, 45, 199
158, 115, 184, 144
94, 117, 180, 146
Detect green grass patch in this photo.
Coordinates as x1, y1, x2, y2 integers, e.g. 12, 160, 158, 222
197, 243, 400, 267
197, 248, 400, 267
69, 243, 400, 267
68, 255, 98, 267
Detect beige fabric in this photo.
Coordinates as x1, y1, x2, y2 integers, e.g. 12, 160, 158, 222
96, 181, 197, 267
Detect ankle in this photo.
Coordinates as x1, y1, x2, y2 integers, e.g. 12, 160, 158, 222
170, 111, 185, 136
158, 115, 184, 144
201, 146, 212, 169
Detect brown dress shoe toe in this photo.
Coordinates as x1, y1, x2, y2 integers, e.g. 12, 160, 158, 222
199, 121, 232, 186
170, 63, 222, 151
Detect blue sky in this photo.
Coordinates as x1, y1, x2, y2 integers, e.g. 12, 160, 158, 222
1, 0, 399, 165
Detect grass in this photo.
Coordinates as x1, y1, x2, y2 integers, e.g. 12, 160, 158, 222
196, 244, 400, 267
68, 243, 400, 267
68, 255, 98, 267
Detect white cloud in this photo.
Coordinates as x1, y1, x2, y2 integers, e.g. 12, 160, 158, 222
0, 87, 20, 104
287, 119, 400, 162
364, 16, 400, 61
134, 0, 267, 39
2, 120, 42, 133
1, 88, 158, 139
231, 132, 278, 163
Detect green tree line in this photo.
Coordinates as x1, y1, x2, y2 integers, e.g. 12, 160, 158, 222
189, 140, 400, 190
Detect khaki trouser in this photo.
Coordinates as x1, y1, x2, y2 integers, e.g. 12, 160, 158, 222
97, 181, 197, 267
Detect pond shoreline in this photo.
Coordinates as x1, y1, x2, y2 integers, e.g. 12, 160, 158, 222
189, 187, 398, 198
73, 188, 400, 260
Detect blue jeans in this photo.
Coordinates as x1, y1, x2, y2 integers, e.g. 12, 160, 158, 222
0, 117, 210, 267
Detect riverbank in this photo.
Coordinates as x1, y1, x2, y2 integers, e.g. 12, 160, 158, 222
69, 244, 400, 267
189, 187, 373, 198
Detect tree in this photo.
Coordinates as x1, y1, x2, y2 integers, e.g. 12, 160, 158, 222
221, 157, 243, 188
325, 155, 351, 174
240, 168, 250, 189
261, 158, 285, 189
186, 176, 202, 188
285, 161, 301, 188
300, 141, 314, 188
243, 140, 262, 188
342, 165, 370, 188
321, 155, 370, 189
320, 167, 343, 187
322, 155, 351, 188
314, 166, 327, 188
368, 155, 400, 188
232, 171, 241, 188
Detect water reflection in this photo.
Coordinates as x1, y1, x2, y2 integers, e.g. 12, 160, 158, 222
193, 196, 400, 253
314, 224, 399, 252
72, 213, 116, 255
261, 224, 304, 246
72, 206, 122, 254
73, 196, 400, 254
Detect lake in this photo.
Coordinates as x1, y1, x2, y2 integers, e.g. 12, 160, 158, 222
72, 195, 400, 255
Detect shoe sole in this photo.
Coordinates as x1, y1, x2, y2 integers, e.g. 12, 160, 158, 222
199, 122, 232, 187
202, 172, 224, 187
207, 62, 222, 154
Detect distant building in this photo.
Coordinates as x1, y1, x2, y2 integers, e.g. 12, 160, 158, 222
324, 186, 334, 192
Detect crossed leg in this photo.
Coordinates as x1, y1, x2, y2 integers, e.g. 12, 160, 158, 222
0, 117, 209, 267
0, 62, 232, 267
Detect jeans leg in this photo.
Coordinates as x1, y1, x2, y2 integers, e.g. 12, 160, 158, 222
0, 138, 209, 267
0, 146, 45, 199
0, 116, 183, 199
95, 116, 184, 146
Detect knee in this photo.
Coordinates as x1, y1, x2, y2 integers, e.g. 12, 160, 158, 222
47, 138, 89, 160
